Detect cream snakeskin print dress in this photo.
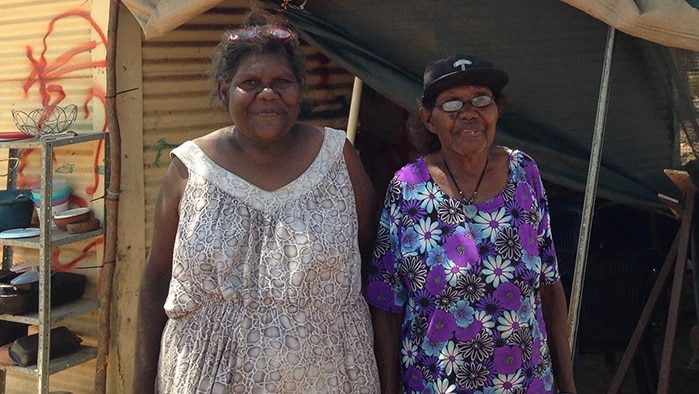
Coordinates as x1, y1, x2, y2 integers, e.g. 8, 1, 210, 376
156, 128, 380, 393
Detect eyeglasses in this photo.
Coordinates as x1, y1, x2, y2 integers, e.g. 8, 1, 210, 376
229, 28, 292, 41
438, 95, 493, 112
237, 79, 299, 93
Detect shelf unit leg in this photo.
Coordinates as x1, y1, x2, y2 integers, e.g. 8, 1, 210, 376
37, 142, 54, 393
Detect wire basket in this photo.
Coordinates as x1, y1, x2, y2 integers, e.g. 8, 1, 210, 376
12, 104, 78, 138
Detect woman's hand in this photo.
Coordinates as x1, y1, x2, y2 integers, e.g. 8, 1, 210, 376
540, 281, 577, 393
370, 306, 404, 394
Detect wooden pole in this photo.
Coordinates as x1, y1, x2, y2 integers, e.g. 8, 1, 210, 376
346, 77, 363, 145
607, 233, 679, 393
657, 170, 697, 393
95, 0, 122, 392
608, 169, 696, 393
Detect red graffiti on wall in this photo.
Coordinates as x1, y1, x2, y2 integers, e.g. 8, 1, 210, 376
16, 8, 108, 270
22, 9, 107, 108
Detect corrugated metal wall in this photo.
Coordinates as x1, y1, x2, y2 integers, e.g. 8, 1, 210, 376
0, 0, 108, 392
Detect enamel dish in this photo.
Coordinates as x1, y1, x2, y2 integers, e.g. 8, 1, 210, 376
0, 227, 40, 239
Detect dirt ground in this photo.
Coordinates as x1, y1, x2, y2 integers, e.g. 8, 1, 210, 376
576, 272, 699, 393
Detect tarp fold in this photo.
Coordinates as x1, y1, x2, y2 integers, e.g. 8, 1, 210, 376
562, 0, 699, 52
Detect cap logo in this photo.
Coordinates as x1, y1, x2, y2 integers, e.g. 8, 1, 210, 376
453, 59, 472, 71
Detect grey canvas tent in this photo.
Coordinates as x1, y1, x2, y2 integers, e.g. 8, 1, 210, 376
123, 0, 699, 213
121, 0, 699, 389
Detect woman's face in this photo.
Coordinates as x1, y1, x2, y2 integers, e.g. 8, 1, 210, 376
220, 51, 303, 143
420, 85, 499, 156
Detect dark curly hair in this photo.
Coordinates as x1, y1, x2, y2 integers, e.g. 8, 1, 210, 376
209, 8, 307, 104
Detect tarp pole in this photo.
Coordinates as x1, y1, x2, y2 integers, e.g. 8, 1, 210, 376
567, 26, 616, 355
346, 76, 363, 145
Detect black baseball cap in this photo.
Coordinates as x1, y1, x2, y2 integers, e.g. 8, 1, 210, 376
422, 54, 509, 103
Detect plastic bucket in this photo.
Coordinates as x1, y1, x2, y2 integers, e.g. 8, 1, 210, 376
29, 179, 71, 203
33, 194, 70, 209
0, 190, 33, 232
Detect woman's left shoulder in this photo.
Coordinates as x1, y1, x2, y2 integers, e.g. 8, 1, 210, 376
318, 127, 358, 161
497, 146, 539, 169
496, 145, 532, 160
321, 126, 349, 146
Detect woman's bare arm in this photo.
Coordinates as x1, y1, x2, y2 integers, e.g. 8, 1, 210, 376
540, 281, 577, 393
133, 158, 187, 393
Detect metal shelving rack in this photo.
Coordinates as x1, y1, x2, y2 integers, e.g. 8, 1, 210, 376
0, 132, 107, 393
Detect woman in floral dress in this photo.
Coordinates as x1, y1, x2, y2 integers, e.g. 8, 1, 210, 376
365, 54, 576, 394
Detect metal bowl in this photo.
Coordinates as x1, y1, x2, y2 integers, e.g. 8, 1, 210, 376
11, 104, 78, 138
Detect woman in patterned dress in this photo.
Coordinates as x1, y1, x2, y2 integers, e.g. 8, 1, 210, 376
366, 54, 576, 394
133, 9, 380, 393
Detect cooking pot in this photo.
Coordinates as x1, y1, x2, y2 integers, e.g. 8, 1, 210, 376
0, 270, 39, 293
0, 271, 39, 315
0, 189, 33, 233
0, 270, 40, 315
0, 270, 85, 315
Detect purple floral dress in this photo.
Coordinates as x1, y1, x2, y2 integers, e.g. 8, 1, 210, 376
365, 148, 560, 394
